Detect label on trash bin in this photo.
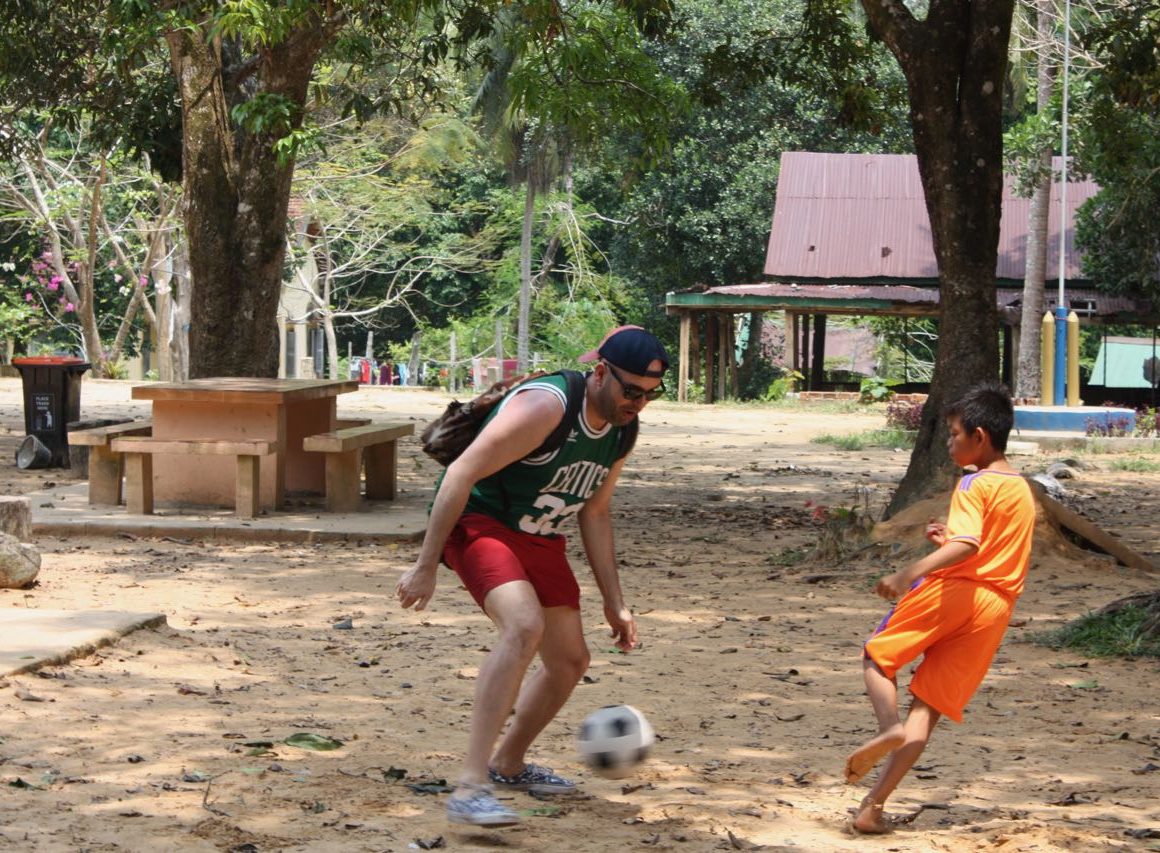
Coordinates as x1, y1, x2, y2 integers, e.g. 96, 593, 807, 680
32, 392, 55, 431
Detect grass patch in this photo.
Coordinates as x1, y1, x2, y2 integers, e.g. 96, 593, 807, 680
811, 428, 917, 451
1031, 606, 1160, 659
1109, 456, 1160, 473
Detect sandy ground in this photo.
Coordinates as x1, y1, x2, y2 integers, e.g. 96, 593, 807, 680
1, 378, 1159, 852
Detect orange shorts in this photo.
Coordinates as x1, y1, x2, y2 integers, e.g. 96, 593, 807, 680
442, 513, 580, 610
863, 576, 1013, 722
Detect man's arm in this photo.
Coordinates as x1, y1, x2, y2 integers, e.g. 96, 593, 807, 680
396, 390, 564, 610
577, 457, 637, 651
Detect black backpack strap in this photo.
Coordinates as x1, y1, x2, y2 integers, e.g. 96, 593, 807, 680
536, 368, 638, 461
531, 369, 587, 457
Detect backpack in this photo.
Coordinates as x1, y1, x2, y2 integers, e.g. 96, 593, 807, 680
419, 369, 637, 466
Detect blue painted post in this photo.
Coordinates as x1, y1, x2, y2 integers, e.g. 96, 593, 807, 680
1053, 305, 1068, 405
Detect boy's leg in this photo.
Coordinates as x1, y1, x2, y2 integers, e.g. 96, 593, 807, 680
851, 698, 941, 834
453, 580, 545, 793
844, 655, 906, 783
491, 605, 589, 781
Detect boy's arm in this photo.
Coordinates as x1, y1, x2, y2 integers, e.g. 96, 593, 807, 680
875, 539, 978, 600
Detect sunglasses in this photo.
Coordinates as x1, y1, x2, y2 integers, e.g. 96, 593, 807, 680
604, 362, 666, 402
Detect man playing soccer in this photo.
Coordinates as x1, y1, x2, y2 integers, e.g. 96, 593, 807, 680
396, 326, 669, 827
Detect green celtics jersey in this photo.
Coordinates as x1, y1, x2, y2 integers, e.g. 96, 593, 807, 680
464, 373, 625, 536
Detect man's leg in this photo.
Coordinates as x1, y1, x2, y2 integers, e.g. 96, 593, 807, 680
453, 580, 545, 791
851, 698, 941, 833
845, 655, 906, 783
491, 605, 589, 776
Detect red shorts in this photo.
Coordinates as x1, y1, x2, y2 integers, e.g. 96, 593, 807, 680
442, 513, 580, 610
864, 576, 1013, 722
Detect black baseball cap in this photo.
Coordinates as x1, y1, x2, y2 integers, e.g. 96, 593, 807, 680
579, 325, 669, 378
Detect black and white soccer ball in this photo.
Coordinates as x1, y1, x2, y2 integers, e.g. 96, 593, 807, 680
577, 704, 655, 778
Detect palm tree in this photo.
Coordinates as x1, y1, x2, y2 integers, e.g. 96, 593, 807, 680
471, 19, 565, 372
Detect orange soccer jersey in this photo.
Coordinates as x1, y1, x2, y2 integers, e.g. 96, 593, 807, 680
938, 470, 1036, 599
864, 471, 1036, 721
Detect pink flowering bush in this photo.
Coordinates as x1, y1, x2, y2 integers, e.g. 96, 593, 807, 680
885, 399, 924, 431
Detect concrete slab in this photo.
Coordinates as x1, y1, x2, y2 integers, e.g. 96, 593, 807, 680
0, 608, 166, 676
27, 481, 429, 543
1011, 431, 1160, 453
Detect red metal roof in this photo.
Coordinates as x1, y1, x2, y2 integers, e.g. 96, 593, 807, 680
764, 152, 1099, 282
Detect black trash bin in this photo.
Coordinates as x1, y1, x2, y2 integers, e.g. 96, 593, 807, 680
12, 355, 92, 468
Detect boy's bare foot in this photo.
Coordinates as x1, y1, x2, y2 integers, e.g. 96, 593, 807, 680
848, 796, 892, 834
844, 725, 905, 783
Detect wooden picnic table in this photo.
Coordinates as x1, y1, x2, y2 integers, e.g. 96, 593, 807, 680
130, 377, 358, 510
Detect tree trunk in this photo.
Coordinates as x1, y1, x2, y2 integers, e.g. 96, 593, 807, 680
860, 0, 1016, 516
1016, 151, 1052, 399
165, 18, 327, 378
324, 313, 340, 380
170, 241, 191, 381
1015, 1, 1058, 400
78, 167, 107, 373
407, 331, 422, 387
155, 234, 174, 381
518, 179, 535, 372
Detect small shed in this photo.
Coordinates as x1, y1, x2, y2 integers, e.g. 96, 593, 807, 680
1089, 336, 1160, 390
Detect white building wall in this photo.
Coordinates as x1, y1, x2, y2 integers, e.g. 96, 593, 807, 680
278, 250, 320, 379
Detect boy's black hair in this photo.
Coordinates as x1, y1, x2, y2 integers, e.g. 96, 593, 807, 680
943, 382, 1015, 451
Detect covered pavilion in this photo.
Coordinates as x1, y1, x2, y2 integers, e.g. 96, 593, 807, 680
664, 152, 1155, 402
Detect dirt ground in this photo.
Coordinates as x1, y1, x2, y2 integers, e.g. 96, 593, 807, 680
2, 379, 1159, 852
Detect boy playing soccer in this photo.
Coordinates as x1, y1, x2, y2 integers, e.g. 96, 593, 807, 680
844, 383, 1035, 834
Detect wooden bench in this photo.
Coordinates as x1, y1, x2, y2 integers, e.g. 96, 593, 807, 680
303, 421, 414, 512
69, 420, 153, 506
109, 437, 276, 518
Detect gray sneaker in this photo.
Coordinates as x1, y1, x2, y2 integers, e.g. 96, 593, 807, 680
488, 763, 577, 795
446, 785, 520, 827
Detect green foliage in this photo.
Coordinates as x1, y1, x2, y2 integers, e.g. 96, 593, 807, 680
1033, 606, 1160, 659
761, 369, 801, 402
103, 360, 130, 380
858, 375, 897, 403
1074, 98, 1160, 300
0, 240, 44, 345
0, 123, 168, 361
811, 428, 916, 451
211, 0, 319, 45
0, 291, 40, 345
1110, 456, 1160, 473
231, 94, 300, 138
1003, 89, 1065, 197
868, 316, 936, 383
506, 3, 686, 166
0, 1, 182, 179
1073, 4, 1160, 303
